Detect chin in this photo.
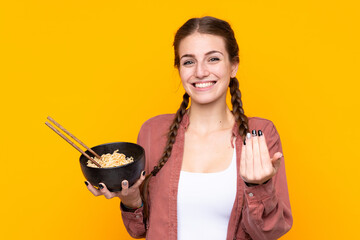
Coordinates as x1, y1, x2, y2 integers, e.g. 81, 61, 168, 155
189, 95, 224, 106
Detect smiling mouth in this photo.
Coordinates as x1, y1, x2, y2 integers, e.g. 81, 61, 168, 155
193, 81, 216, 88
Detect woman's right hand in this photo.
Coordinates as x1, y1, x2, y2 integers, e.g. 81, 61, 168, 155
85, 170, 146, 209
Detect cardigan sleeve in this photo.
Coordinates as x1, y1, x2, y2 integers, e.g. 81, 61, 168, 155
120, 115, 173, 238
120, 122, 151, 239
241, 121, 293, 240
120, 205, 146, 239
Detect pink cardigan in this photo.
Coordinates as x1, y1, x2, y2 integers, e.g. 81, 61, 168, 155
121, 114, 292, 239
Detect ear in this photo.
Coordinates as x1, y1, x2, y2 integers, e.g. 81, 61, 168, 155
230, 62, 239, 78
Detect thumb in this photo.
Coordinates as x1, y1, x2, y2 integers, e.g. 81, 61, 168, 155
271, 152, 283, 170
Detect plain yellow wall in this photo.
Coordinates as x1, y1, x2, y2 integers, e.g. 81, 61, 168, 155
1, 0, 359, 239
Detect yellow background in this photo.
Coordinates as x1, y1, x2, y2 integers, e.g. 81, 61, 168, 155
1, 0, 359, 239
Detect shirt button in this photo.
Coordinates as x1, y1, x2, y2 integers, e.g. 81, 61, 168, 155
248, 193, 254, 197
135, 215, 141, 218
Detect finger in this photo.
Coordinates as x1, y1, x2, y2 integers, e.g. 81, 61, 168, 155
251, 130, 262, 180
245, 132, 253, 179
271, 152, 283, 173
121, 180, 129, 196
240, 140, 246, 178
130, 171, 146, 189
85, 181, 103, 197
258, 132, 272, 170
99, 183, 116, 199
272, 152, 283, 160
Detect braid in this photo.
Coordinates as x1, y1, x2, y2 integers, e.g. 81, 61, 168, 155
229, 77, 249, 140
140, 92, 190, 220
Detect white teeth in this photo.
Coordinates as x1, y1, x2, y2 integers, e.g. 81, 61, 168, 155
194, 82, 215, 88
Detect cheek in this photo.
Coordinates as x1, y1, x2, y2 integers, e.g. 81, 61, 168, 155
213, 64, 231, 78
179, 68, 193, 82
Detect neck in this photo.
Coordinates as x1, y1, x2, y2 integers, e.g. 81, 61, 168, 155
187, 99, 234, 134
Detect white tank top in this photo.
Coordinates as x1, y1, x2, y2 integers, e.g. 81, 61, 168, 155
177, 147, 237, 240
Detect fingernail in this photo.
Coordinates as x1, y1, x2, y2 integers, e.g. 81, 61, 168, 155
279, 153, 283, 158
123, 181, 128, 186
243, 139, 246, 145
246, 132, 251, 139
99, 184, 104, 189
258, 130, 263, 136
252, 130, 257, 136
84, 181, 89, 186
142, 171, 146, 176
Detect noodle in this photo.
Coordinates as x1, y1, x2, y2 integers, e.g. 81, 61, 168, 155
87, 149, 134, 168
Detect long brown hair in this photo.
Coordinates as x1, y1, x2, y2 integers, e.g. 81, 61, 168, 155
141, 16, 248, 220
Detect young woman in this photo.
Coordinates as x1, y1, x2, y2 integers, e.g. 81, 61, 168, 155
86, 16, 293, 240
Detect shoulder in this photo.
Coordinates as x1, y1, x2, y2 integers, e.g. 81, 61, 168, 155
248, 117, 274, 131
137, 114, 175, 141
248, 116, 274, 128
139, 114, 175, 131
137, 114, 175, 166
248, 116, 279, 138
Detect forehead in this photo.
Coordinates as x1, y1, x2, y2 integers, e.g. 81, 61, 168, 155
178, 33, 227, 56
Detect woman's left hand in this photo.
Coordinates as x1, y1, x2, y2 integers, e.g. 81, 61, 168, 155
240, 130, 283, 185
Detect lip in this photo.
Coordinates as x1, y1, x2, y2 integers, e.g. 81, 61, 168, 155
191, 81, 217, 91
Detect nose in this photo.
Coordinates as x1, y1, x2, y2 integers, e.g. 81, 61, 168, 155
195, 62, 210, 79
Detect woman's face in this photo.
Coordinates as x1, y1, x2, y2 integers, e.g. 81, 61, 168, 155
178, 33, 238, 105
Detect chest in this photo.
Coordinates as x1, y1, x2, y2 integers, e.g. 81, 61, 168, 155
181, 130, 234, 173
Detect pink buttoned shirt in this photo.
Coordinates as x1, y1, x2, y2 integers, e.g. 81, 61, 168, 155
121, 114, 293, 240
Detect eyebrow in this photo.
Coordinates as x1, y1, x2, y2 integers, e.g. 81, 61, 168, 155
180, 50, 224, 60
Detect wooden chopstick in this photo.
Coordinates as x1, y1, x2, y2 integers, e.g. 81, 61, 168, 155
45, 119, 102, 168
47, 116, 102, 160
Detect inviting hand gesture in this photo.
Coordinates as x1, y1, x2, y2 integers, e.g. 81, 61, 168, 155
240, 130, 283, 185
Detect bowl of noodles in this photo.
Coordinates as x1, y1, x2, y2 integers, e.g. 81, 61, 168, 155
79, 142, 145, 192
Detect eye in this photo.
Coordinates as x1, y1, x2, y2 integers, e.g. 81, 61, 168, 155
183, 60, 194, 66
209, 57, 220, 62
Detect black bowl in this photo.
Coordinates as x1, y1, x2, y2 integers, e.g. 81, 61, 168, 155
80, 142, 145, 192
